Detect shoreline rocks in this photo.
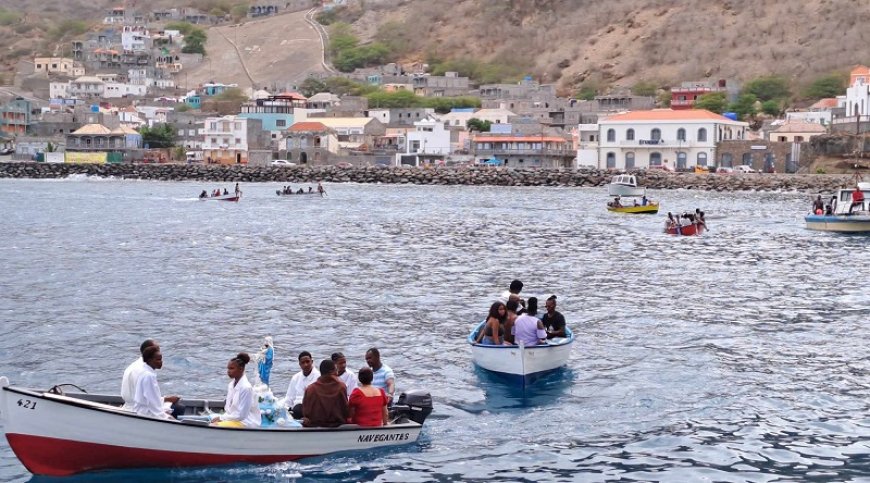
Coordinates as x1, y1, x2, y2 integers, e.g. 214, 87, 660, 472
0, 162, 858, 193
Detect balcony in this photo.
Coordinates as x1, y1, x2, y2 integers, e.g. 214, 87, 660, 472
474, 147, 576, 157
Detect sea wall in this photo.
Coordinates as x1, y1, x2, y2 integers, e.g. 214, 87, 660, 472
0, 162, 857, 193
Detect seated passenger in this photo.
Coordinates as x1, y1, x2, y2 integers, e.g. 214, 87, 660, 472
133, 346, 179, 419
502, 299, 519, 345
512, 297, 547, 346
297, 188, 304, 194
286, 351, 320, 419
541, 295, 566, 339
332, 352, 357, 399
302, 359, 349, 427
211, 352, 261, 428
475, 302, 506, 345
348, 367, 388, 427
223, 188, 229, 195
199, 190, 208, 199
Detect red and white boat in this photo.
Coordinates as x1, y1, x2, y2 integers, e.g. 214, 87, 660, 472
200, 193, 241, 202
0, 376, 431, 476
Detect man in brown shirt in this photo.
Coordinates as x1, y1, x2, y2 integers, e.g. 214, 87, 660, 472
302, 359, 349, 427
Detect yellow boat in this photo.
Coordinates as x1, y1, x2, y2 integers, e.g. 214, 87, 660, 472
606, 203, 660, 214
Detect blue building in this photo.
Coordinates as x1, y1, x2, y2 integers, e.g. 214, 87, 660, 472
238, 92, 306, 136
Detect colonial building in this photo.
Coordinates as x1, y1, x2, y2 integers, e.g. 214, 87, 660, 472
284, 121, 339, 165
595, 109, 748, 170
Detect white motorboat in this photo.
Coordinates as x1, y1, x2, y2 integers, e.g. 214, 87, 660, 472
805, 182, 870, 232
0, 376, 432, 476
607, 174, 646, 197
467, 322, 573, 385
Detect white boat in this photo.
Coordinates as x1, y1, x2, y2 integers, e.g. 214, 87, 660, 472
0, 376, 431, 476
805, 182, 870, 232
467, 322, 573, 385
607, 174, 646, 197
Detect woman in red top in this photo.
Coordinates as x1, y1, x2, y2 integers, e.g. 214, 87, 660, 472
348, 367, 389, 427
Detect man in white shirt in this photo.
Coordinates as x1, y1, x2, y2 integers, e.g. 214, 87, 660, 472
331, 352, 358, 399
133, 346, 179, 419
121, 339, 157, 410
286, 351, 320, 419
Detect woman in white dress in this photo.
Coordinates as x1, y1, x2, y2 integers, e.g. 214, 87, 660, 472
211, 352, 261, 428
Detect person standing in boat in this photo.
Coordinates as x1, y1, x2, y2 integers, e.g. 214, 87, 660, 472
286, 351, 320, 419
317, 182, 326, 197
812, 195, 824, 214
513, 297, 547, 346
332, 352, 358, 399
234, 183, 241, 197
475, 302, 506, 345
541, 295, 566, 339
212, 352, 261, 428
502, 279, 526, 313
365, 348, 396, 406
133, 346, 180, 419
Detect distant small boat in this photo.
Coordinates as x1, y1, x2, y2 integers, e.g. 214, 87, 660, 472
276, 191, 319, 196
805, 182, 870, 233
200, 193, 240, 202
467, 321, 573, 385
664, 223, 704, 236
607, 174, 645, 197
607, 203, 659, 214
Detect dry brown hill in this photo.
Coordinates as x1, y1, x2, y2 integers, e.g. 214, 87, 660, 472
342, 0, 870, 93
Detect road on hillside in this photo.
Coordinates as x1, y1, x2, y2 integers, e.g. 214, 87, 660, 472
182, 9, 327, 90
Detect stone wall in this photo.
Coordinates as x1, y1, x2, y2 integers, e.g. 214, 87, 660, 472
716, 140, 804, 173
0, 163, 856, 193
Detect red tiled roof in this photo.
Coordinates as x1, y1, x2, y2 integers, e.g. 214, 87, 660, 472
810, 98, 838, 109
605, 109, 738, 122
287, 121, 329, 132
276, 91, 307, 100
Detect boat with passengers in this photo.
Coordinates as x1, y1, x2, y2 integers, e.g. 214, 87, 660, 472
607, 174, 646, 197
805, 182, 870, 232
468, 322, 573, 386
0, 376, 432, 476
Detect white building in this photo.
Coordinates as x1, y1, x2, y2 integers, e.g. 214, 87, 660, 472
102, 82, 148, 98
440, 109, 477, 128
786, 98, 836, 126
202, 115, 257, 164
576, 123, 599, 167
844, 65, 870, 117
122, 26, 150, 52
68, 76, 105, 99
396, 118, 452, 166
49, 82, 70, 99
596, 109, 748, 170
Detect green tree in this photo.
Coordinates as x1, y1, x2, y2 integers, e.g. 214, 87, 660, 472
728, 93, 759, 121
632, 80, 657, 97
230, 5, 249, 22
299, 77, 327, 97
694, 92, 728, 113
165, 22, 196, 35
575, 82, 598, 101
761, 99, 781, 116
466, 118, 492, 132
366, 90, 420, 108
0, 8, 21, 26
743, 76, 791, 102
656, 90, 671, 107
182, 28, 207, 55
140, 124, 176, 149
423, 96, 481, 114
802, 73, 846, 100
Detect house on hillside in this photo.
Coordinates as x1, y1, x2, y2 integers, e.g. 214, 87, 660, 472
0, 98, 37, 136
786, 98, 837, 126
670, 79, 740, 110
65, 124, 141, 152
396, 118, 452, 166
300, 117, 386, 152
595, 109, 747, 170
767, 121, 827, 143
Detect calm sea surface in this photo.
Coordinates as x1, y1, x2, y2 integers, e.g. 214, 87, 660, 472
0, 177, 868, 482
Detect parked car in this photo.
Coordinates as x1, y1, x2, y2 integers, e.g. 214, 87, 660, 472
735, 165, 756, 173
335, 162, 353, 168
716, 166, 734, 174
271, 159, 296, 167
0, 147, 14, 155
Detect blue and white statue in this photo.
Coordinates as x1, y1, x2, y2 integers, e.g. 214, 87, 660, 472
257, 336, 274, 386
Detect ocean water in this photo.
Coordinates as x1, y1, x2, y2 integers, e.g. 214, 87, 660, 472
0, 178, 868, 482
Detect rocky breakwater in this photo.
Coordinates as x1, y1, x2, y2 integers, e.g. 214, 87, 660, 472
0, 162, 857, 193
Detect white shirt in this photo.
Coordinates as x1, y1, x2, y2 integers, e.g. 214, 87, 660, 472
121, 357, 146, 410
133, 365, 170, 419
221, 374, 261, 428
338, 369, 358, 399
285, 369, 320, 407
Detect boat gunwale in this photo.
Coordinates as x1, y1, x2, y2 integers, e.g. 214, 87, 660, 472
466, 321, 574, 349
1, 385, 421, 433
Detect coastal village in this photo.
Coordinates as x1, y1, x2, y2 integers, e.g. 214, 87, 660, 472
1, 2, 869, 176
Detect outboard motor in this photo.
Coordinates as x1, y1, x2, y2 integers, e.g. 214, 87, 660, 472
390, 390, 432, 425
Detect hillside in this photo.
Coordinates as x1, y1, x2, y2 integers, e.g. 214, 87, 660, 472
337, 0, 870, 94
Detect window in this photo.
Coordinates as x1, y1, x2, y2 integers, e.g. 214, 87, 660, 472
677, 128, 686, 141
625, 152, 635, 169
211, 137, 217, 144
209, 122, 217, 131
650, 152, 662, 166
651, 128, 661, 141
697, 152, 708, 166
626, 128, 635, 141
606, 152, 616, 168
234, 122, 242, 131
795, 136, 804, 142
276, 120, 286, 127
742, 152, 753, 167
607, 129, 616, 142
235, 138, 241, 144
778, 136, 787, 142
178, 129, 184, 136
697, 128, 707, 142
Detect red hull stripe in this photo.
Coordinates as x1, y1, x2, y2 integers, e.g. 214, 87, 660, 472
6, 433, 306, 476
